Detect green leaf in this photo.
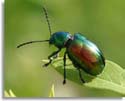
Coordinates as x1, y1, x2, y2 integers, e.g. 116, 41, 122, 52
49, 84, 55, 97
42, 57, 125, 95
4, 89, 16, 97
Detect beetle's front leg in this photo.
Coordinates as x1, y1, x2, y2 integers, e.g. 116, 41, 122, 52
43, 49, 61, 67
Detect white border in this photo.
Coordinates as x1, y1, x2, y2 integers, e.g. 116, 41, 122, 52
0, 0, 3, 100
0, 0, 124, 100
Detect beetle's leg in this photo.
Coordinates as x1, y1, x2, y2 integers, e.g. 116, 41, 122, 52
43, 49, 61, 67
63, 51, 67, 84
78, 69, 85, 83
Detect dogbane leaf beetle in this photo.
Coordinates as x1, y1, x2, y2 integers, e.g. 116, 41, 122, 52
17, 7, 105, 84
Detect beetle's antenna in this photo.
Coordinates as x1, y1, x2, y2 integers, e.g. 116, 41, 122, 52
42, 6, 52, 36
17, 40, 49, 48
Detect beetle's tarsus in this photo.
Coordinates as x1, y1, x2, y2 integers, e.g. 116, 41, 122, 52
43, 49, 61, 68
63, 79, 66, 84
43, 63, 49, 67
78, 68, 85, 83
80, 77, 85, 83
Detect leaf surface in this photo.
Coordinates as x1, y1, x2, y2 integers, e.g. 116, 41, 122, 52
42, 57, 125, 95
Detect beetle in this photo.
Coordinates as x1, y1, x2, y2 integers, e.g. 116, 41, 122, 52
17, 7, 105, 84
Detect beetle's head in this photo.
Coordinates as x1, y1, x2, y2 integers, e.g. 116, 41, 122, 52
49, 32, 72, 48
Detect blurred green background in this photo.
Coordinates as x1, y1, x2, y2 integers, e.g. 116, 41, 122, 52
5, 0, 125, 97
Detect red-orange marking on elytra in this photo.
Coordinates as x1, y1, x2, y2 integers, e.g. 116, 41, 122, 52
70, 44, 97, 69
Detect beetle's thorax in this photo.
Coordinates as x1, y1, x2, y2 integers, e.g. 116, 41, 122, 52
49, 32, 72, 48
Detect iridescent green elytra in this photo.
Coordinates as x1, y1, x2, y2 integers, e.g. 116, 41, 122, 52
17, 7, 105, 84
67, 33, 105, 76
